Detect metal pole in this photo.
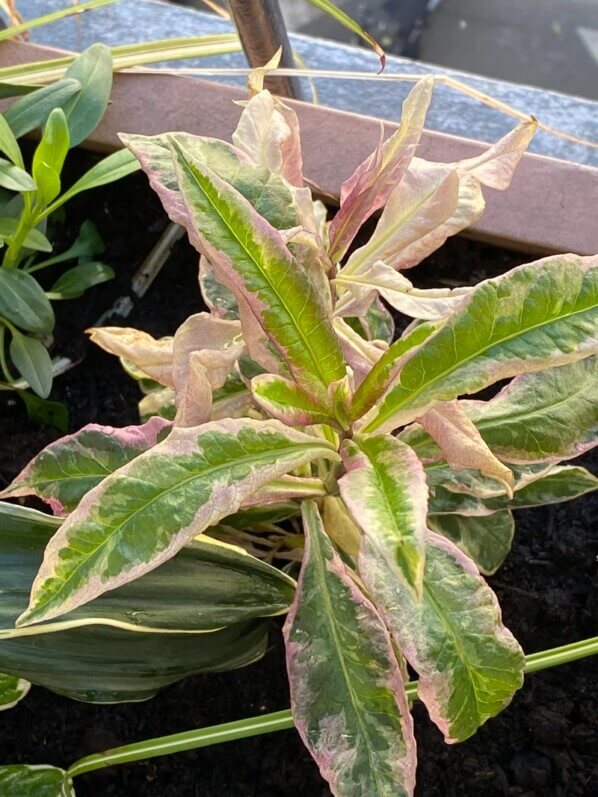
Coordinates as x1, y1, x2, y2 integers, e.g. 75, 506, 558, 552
227, 0, 306, 100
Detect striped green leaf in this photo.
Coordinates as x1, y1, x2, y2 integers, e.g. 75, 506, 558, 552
168, 137, 346, 402
360, 531, 524, 742
339, 435, 427, 595
0, 416, 170, 514
360, 255, 598, 433
0, 501, 291, 702
284, 502, 416, 796
18, 419, 338, 626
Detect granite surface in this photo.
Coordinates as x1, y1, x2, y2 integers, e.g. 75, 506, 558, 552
13, 0, 598, 166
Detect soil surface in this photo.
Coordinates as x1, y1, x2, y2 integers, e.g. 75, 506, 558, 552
0, 159, 596, 796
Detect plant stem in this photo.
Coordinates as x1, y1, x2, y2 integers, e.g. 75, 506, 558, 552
67, 636, 598, 779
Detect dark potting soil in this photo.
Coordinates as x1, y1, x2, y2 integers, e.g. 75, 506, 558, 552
0, 160, 596, 796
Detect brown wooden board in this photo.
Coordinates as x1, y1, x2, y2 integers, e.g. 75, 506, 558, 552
1, 40, 597, 255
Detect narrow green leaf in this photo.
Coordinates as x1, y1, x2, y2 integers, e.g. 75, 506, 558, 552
428, 511, 515, 575
0, 217, 52, 252
0, 113, 24, 167
0, 416, 171, 514
0, 158, 36, 192
47, 262, 114, 299
9, 332, 52, 398
0, 83, 38, 101
28, 220, 104, 271
339, 435, 427, 595
0, 268, 54, 333
0, 765, 74, 797
62, 44, 113, 147
15, 390, 69, 432
284, 501, 416, 796
40, 149, 140, 220
169, 137, 346, 400
4, 79, 81, 139
361, 255, 598, 433
32, 108, 70, 206
360, 531, 524, 742
0, 672, 30, 711
0, 0, 116, 42
305, 0, 386, 67
18, 419, 338, 626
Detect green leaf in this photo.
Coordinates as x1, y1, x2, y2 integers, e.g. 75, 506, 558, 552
0, 113, 24, 167
32, 108, 70, 206
47, 262, 114, 299
350, 321, 438, 420
284, 501, 416, 797
0, 158, 36, 192
29, 220, 105, 271
0, 268, 54, 333
18, 419, 338, 626
9, 332, 52, 398
3, 78, 81, 139
462, 358, 598, 463
0, 671, 30, 711
0, 416, 171, 514
0, 84, 38, 100
0, 765, 74, 797
251, 373, 340, 428
168, 138, 346, 401
428, 511, 515, 575
40, 149, 140, 219
62, 43, 113, 147
359, 531, 524, 742
16, 390, 68, 432
305, 0, 386, 67
339, 435, 427, 595
506, 465, 598, 509
361, 255, 598, 433
0, 501, 291, 702
0, 216, 52, 252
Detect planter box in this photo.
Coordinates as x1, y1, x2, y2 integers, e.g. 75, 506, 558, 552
1, 39, 597, 257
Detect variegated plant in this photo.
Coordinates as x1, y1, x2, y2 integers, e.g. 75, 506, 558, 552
1, 77, 596, 796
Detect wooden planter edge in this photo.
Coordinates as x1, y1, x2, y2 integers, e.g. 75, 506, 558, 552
2, 40, 597, 256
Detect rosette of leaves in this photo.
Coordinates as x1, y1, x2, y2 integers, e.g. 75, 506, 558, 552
1, 77, 596, 796
0, 43, 139, 420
